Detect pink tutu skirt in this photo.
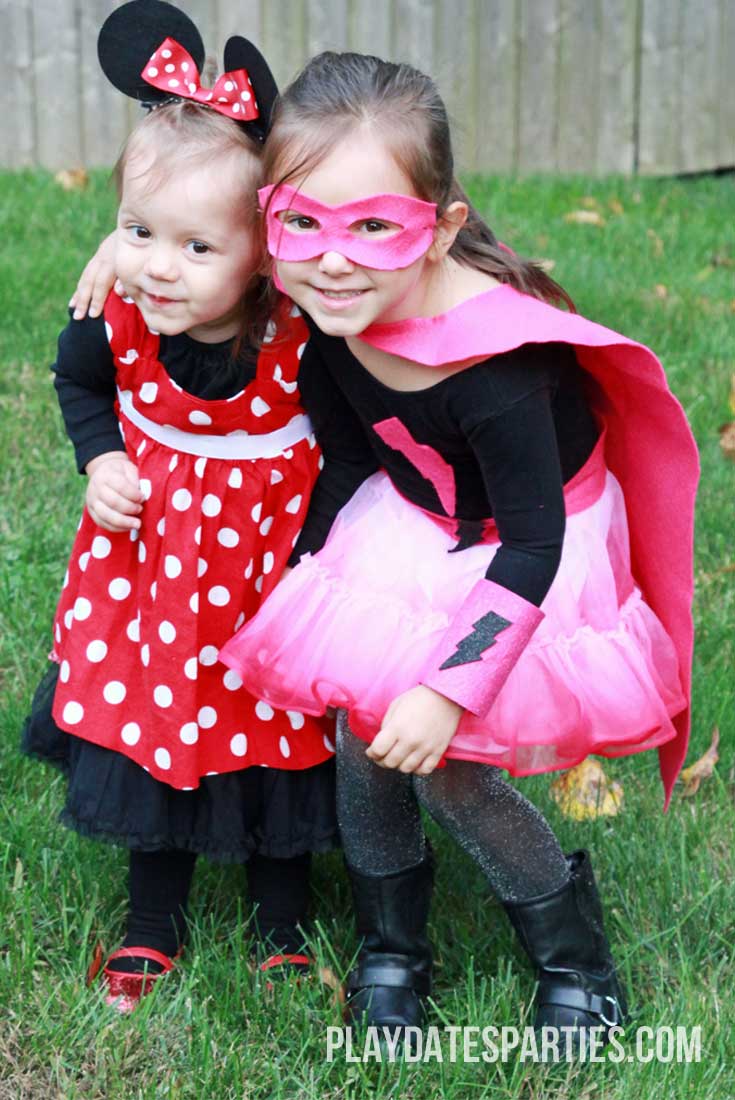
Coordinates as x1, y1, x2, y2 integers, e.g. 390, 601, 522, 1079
220, 443, 686, 777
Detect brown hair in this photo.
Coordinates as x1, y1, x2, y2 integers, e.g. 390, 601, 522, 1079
262, 51, 574, 312
114, 100, 272, 346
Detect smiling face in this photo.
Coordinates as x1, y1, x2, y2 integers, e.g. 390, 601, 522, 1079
115, 141, 258, 343
269, 128, 442, 337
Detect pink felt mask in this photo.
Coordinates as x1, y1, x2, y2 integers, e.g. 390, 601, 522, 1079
259, 184, 437, 270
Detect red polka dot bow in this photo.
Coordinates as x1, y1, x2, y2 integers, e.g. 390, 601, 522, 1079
142, 37, 259, 121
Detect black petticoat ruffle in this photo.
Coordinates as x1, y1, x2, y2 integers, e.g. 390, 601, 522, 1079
21, 665, 338, 863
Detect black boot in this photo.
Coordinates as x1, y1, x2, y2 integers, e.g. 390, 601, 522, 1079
344, 846, 434, 1032
504, 850, 626, 1042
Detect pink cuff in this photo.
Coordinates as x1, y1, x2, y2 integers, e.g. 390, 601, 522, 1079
420, 579, 544, 716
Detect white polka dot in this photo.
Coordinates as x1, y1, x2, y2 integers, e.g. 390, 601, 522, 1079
169, 455, 179, 473
223, 669, 243, 691
103, 680, 126, 704
129, 528, 139, 542
60, 659, 71, 683
197, 558, 208, 578
189, 410, 212, 426
194, 457, 207, 478
251, 396, 271, 418
165, 63, 176, 73
217, 528, 239, 548
159, 620, 176, 644
208, 585, 230, 606
188, 81, 197, 93
109, 577, 131, 600
282, 448, 293, 459
62, 569, 69, 589
198, 706, 217, 729
244, 559, 253, 579
181, 61, 190, 72
255, 576, 264, 593
64, 609, 74, 630
139, 480, 152, 504
137, 541, 147, 564
172, 489, 192, 511
228, 467, 243, 489
255, 701, 274, 721
262, 551, 275, 575
184, 657, 198, 680
121, 722, 141, 746
62, 701, 84, 725
136, 440, 146, 457
168, 78, 180, 88
317, 455, 325, 470
279, 735, 291, 758
230, 733, 248, 756
234, 611, 245, 630
86, 640, 108, 663
233, 103, 241, 113
285, 495, 302, 515
287, 710, 305, 730
189, 593, 199, 613
162, 48, 172, 58
141, 644, 150, 667
270, 469, 284, 485
91, 535, 112, 559
165, 555, 182, 578
147, 66, 159, 77
157, 517, 166, 537
251, 502, 262, 523
224, 80, 234, 91
150, 581, 157, 600
119, 348, 138, 365
202, 494, 222, 517
154, 685, 173, 708
74, 597, 92, 621
55, 623, 61, 644
199, 645, 219, 666
139, 382, 158, 404
259, 516, 273, 537
194, 525, 202, 545
127, 617, 140, 642
241, 89, 251, 101
105, 321, 113, 342
323, 733, 335, 753
297, 342, 306, 359
180, 722, 198, 745
154, 747, 171, 770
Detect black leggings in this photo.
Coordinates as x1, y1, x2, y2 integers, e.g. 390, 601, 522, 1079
336, 712, 569, 903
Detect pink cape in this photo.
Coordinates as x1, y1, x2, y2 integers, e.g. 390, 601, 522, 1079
360, 285, 699, 809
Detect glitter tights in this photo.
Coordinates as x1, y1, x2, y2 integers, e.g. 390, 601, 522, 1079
336, 713, 569, 902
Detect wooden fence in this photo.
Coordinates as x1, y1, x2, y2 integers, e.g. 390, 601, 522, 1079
2, 0, 734, 175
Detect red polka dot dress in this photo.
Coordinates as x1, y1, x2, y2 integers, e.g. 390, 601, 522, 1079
50, 290, 332, 791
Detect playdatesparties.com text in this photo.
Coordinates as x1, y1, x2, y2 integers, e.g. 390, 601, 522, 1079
325, 1025, 702, 1064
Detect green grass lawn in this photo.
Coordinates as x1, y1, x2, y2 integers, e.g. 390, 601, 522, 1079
1, 170, 733, 1099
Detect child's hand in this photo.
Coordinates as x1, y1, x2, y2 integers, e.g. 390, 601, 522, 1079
69, 232, 119, 320
366, 685, 463, 776
85, 452, 143, 532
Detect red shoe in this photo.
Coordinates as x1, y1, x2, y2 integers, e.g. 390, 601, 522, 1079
99, 946, 183, 1014
258, 952, 311, 992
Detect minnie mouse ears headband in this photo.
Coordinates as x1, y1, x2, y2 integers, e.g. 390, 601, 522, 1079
97, 0, 278, 143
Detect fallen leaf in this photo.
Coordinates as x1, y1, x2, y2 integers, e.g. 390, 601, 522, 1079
719, 422, 735, 460
581, 196, 601, 210
564, 210, 606, 227
680, 728, 719, 797
654, 284, 668, 299
608, 198, 624, 216
646, 228, 664, 257
86, 941, 105, 986
549, 759, 623, 821
55, 168, 89, 191
319, 966, 345, 1003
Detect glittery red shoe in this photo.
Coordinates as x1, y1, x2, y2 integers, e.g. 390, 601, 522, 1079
258, 952, 311, 992
99, 946, 183, 1014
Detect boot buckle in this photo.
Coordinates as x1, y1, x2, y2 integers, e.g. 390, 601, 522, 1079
599, 995, 620, 1027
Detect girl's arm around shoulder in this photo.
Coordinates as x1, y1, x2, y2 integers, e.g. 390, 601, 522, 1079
288, 332, 380, 565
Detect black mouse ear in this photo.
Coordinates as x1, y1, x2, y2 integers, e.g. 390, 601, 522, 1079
98, 0, 205, 103
223, 36, 279, 142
